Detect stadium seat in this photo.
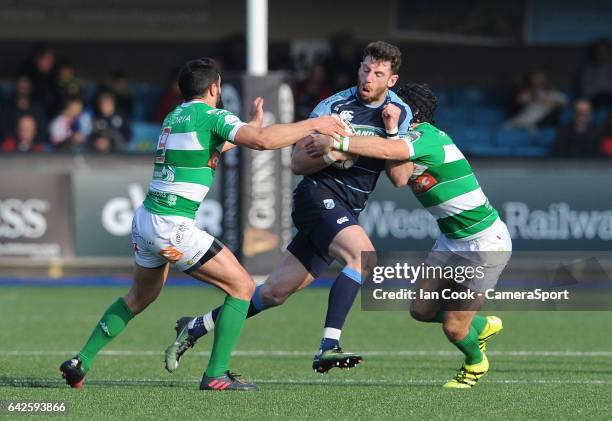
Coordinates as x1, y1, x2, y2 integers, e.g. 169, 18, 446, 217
127, 122, 162, 152
0, 81, 13, 97
472, 106, 506, 128
512, 146, 550, 157
535, 127, 557, 148
594, 107, 611, 125
450, 125, 493, 149
494, 127, 535, 148
464, 144, 513, 157
432, 88, 450, 107
131, 82, 163, 121
559, 106, 573, 124
452, 86, 490, 106
436, 107, 472, 126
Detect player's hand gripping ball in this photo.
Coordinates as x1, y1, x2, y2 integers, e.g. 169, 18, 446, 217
330, 114, 356, 169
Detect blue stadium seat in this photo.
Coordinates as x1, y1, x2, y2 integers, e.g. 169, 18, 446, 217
127, 122, 162, 152
131, 82, 163, 122
82, 83, 98, 105
594, 107, 611, 125
559, 106, 573, 124
495, 127, 535, 148
452, 86, 490, 106
512, 146, 550, 157
535, 127, 557, 148
472, 106, 506, 128
450, 125, 492, 146
436, 107, 471, 126
432, 88, 450, 107
463, 144, 512, 157
0, 81, 13, 97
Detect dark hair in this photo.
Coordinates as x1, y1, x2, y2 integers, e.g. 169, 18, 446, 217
396, 83, 438, 124
178, 58, 220, 101
362, 41, 402, 74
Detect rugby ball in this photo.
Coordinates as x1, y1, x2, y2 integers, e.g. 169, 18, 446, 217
331, 114, 356, 169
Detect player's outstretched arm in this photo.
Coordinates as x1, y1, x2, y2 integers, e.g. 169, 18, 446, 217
233, 115, 347, 151
306, 134, 411, 161
222, 97, 265, 153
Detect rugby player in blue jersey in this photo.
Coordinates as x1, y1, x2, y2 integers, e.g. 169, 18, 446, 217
164, 41, 413, 374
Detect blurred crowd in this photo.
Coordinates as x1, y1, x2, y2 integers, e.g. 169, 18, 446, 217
1, 39, 612, 158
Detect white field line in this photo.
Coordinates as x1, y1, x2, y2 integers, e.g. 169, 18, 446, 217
3, 350, 612, 357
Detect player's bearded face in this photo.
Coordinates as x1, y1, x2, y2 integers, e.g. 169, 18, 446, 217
357, 58, 396, 104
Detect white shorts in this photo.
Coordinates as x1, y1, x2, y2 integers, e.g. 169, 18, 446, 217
425, 218, 513, 292
131, 205, 216, 271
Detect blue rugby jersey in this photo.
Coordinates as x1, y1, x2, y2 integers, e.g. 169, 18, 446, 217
296, 86, 412, 213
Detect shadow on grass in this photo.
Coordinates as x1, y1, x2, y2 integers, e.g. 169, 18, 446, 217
0, 376, 438, 389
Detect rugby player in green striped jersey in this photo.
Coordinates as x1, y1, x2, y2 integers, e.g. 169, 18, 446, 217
59, 58, 347, 391
307, 83, 512, 388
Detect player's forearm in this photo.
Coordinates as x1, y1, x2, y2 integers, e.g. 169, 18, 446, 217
291, 147, 331, 175
256, 119, 318, 150
385, 160, 413, 187
341, 136, 410, 161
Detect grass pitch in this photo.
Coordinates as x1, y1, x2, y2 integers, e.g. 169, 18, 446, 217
1, 286, 612, 419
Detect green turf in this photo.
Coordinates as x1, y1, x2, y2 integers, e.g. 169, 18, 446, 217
1, 286, 612, 420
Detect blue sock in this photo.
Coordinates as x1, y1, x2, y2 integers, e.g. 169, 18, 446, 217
188, 285, 266, 339
320, 267, 361, 352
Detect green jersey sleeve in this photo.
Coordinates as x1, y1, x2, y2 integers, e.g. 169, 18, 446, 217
405, 128, 445, 166
210, 110, 247, 143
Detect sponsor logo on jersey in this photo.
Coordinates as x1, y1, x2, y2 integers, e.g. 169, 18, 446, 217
167, 194, 177, 207
339, 110, 354, 122
208, 150, 221, 170
155, 127, 171, 164
159, 245, 184, 263
323, 199, 335, 209
337, 216, 349, 224
409, 173, 438, 194
224, 114, 241, 125
406, 131, 423, 142
170, 222, 190, 246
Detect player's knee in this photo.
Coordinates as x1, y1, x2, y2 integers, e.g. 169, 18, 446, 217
229, 277, 256, 301
259, 283, 293, 307
343, 243, 376, 272
124, 290, 157, 315
410, 305, 437, 322
443, 319, 470, 342
260, 285, 289, 307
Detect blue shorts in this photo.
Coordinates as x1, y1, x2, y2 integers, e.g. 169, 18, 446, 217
286, 183, 359, 278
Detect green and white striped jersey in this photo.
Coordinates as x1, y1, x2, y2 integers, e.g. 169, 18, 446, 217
405, 123, 499, 239
143, 100, 246, 218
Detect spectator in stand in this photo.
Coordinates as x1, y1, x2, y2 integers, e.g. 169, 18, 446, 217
576, 39, 612, 109
56, 59, 82, 103
505, 68, 567, 130
1, 74, 47, 142
1, 114, 45, 153
88, 132, 115, 154
91, 91, 130, 150
600, 112, 612, 158
21, 45, 61, 119
49, 96, 92, 152
154, 78, 182, 122
553, 99, 601, 157
294, 62, 333, 120
107, 70, 134, 118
